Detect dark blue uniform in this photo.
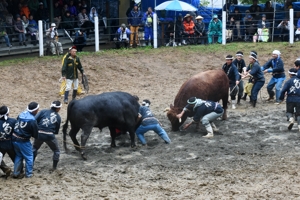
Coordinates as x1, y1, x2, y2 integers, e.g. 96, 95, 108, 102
12, 111, 38, 178
247, 61, 265, 102
0, 117, 17, 174
33, 109, 61, 165
279, 76, 300, 123
193, 101, 223, 122
233, 59, 246, 100
222, 62, 239, 100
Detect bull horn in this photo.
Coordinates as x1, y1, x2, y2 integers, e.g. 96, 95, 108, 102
164, 108, 170, 112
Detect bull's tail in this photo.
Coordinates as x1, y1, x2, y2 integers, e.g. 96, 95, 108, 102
62, 102, 72, 151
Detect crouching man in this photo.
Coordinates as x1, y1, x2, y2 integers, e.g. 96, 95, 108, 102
136, 99, 171, 145
177, 97, 224, 138
279, 68, 300, 131
33, 101, 62, 170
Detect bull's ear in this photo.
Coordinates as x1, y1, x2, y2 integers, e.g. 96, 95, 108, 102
170, 104, 174, 109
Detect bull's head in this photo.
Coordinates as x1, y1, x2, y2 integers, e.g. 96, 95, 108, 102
165, 104, 188, 131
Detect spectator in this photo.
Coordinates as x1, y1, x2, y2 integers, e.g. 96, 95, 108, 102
113, 23, 131, 49
254, 14, 270, 42
249, 0, 262, 18
36, 2, 49, 31
0, 0, 8, 13
244, 14, 257, 42
194, 15, 206, 44
62, 10, 75, 36
14, 14, 26, 46
21, 15, 29, 34
81, 0, 89, 13
284, 0, 293, 18
296, 17, 300, 42
46, 23, 63, 55
277, 19, 290, 42
89, 7, 98, 24
0, 16, 12, 47
208, 14, 222, 44
73, 29, 86, 52
142, 7, 155, 46
68, 0, 77, 18
28, 14, 38, 45
128, 4, 142, 47
78, 8, 93, 38
4, 11, 13, 36
62, 4, 69, 16
27, 0, 39, 16
76, 0, 82, 14
165, 21, 175, 46
229, 7, 242, 40
53, 1, 62, 28
175, 13, 184, 46
182, 14, 195, 45
20, 2, 30, 19
264, 1, 274, 21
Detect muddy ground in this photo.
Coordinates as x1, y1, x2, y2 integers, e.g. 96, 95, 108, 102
1, 45, 300, 199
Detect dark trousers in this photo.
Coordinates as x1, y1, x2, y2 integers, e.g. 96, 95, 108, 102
115, 40, 129, 49
286, 102, 300, 123
32, 136, 60, 161
0, 148, 15, 173
251, 81, 265, 101
230, 84, 238, 100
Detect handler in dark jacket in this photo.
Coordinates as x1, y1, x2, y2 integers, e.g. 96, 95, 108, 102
175, 14, 184, 45
12, 102, 39, 178
178, 97, 224, 138
61, 46, 85, 104
0, 106, 17, 178
242, 52, 265, 107
128, 4, 142, 47
261, 50, 285, 104
232, 51, 246, 104
279, 68, 300, 131
33, 101, 62, 170
222, 55, 240, 109
194, 15, 206, 44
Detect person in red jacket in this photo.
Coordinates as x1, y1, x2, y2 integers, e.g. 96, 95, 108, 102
182, 14, 195, 45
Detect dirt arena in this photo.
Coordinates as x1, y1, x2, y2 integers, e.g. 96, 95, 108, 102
1, 44, 300, 199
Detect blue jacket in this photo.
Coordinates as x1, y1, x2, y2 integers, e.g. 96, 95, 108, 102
139, 106, 159, 126
247, 62, 265, 82
261, 57, 285, 78
128, 10, 142, 26
192, 101, 223, 122
115, 27, 131, 41
35, 109, 61, 135
0, 117, 17, 150
13, 111, 38, 141
257, 20, 270, 29
297, 18, 300, 28
279, 76, 300, 102
222, 63, 240, 85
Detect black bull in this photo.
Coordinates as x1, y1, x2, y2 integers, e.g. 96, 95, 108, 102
62, 91, 140, 160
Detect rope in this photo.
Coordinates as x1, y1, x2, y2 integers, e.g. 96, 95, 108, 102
62, 139, 86, 149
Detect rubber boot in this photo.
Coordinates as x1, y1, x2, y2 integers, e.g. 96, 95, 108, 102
231, 100, 236, 109
53, 160, 58, 170
252, 100, 256, 107
203, 125, 214, 138
0, 161, 12, 179
288, 117, 295, 130
237, 95, 242, 104
241, 93, 247, 100
211, 122, 219, 132
72, 90, 77, 100
64, 91, 69, 104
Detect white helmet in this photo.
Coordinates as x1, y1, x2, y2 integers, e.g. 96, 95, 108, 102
51, 23, 56, 27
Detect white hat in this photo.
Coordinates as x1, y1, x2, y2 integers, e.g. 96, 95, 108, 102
51, 23, 56, 27
272, 50, 281, 55
195, 16, 203, 20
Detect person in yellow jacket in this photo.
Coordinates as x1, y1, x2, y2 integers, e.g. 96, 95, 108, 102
61, 46, 85, 104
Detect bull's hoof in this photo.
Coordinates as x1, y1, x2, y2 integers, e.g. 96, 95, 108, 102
110, 143, 116, 148
81, 153, 87, 160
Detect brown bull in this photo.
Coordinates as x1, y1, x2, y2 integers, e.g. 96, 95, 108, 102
167, 69, 229, 131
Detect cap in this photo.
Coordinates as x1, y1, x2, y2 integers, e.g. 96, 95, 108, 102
39, 2, 43, 5
51, 23, 56, 27
195, 16, 203, 20
184, 14, 192, 18
187, 97, 197, 104
272, 50, 281, 55
247, 14, 252, 19
262, 14, 266, 17
69, 45, 77, 50
213, 14, 218, 19
121, 23, 126, 28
